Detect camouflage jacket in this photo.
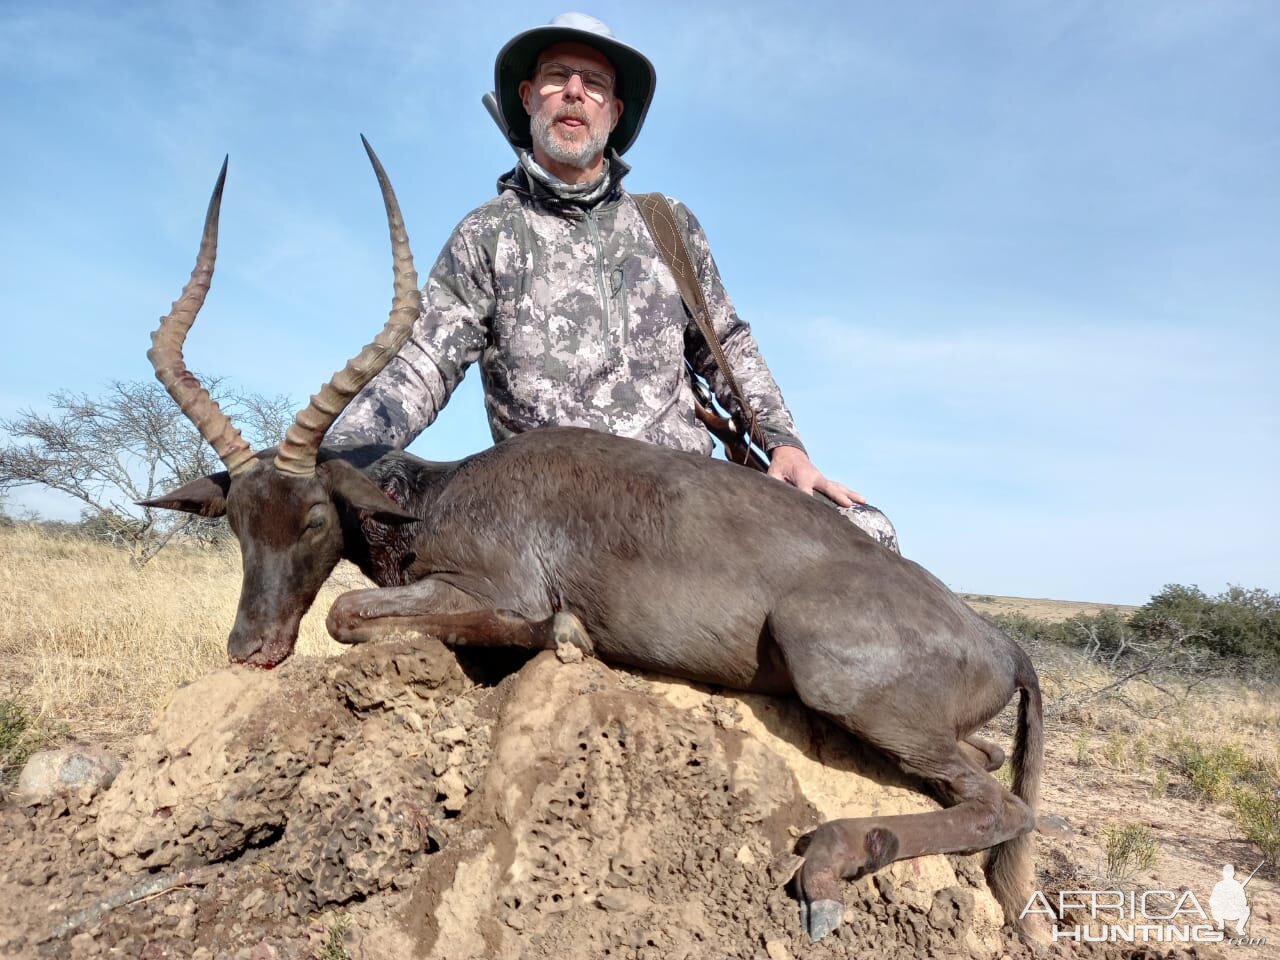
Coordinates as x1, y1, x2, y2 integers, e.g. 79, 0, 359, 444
326, 150, 805, 457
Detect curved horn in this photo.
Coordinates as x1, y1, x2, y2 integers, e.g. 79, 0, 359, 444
274, 136, 420, 477
147, 158, 258, 477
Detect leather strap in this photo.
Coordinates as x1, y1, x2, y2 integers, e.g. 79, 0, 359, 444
633, 193, 768, 461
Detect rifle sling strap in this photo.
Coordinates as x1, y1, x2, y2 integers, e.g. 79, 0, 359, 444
633, 193, 766, 454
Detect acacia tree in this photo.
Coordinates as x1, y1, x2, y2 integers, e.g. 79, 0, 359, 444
0, 379, 293, 562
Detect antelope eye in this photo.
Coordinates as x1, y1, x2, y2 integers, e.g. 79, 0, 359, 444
306, 511, 327, 530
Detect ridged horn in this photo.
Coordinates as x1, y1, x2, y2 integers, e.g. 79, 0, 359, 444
274, 136, 420, 477
147, 158, 258, 477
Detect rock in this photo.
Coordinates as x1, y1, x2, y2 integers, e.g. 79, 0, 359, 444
432, 725, 469, 745
927, 886, 975, 935
875, 872, 899, 904
596, 893, 630, 911
554, 639, 585, 664
1036, 814, 1073, 838
437, 767, 469, 813
162, 899, 192, 918
16, 746, 120, 803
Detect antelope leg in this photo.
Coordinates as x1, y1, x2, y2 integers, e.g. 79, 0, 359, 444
328, 580, 591, 656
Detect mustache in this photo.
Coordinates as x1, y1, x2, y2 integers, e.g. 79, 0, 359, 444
553, 105, 590, 124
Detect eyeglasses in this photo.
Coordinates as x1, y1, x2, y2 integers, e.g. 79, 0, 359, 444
535, 61, 615, 103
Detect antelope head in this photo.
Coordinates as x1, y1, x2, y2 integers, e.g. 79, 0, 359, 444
141, 139, 419, 667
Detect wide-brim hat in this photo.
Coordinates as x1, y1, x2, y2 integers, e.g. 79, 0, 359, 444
494, 12, 656, 156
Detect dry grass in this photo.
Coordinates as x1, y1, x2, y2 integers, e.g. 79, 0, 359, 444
1023, 633, 1280, 932
0, 525, 370, 742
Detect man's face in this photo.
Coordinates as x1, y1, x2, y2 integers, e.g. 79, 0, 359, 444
519, 41, 624, 172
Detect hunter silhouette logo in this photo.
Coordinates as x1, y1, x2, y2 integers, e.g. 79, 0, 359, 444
1021, 860, 1268, 946
1210, 862, 1261, 935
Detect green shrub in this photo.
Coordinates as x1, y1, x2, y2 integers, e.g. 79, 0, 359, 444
1230, 781, 1280, 866
0, 697, 39, 786
1168, 737, 1257, 802
1102, 822, 1159, 881
991, 609, 1130, 656
1134, 584, 1280, 664
990, 584, 1280, 674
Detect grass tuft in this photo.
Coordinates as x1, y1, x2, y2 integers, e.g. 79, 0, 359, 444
319, 913, 352, 960
1147, 768, 1169, 800
1073, 733, 1093, 768
1102, 732, 1128, 770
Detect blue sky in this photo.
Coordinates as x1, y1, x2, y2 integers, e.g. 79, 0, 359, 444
1, 1, 1276, 603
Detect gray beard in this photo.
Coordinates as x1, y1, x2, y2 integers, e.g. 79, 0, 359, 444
531, 110, 610, 169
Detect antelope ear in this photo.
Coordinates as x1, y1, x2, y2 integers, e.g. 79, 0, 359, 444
320, 459, 418, 526
138, 472, 232, 517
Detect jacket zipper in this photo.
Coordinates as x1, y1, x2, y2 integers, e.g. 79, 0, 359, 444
617, 272, 629, 344
585, 210, 611, 355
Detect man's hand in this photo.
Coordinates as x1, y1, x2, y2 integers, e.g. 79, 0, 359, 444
767, 445, 866, 508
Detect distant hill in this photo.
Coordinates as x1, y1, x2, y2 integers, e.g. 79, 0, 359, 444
959, 593, 1139, 622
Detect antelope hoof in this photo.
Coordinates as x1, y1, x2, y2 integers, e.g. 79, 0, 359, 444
801, 897, 844, 942
551, 611, 593, 661
326, 598, 364, 645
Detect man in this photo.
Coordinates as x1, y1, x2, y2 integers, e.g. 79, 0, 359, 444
328, 12, 898, 551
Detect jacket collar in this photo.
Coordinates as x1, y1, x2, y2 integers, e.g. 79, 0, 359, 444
497, 149, 631, 214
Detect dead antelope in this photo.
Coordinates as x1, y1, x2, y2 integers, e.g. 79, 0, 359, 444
142, 140, 1045, 943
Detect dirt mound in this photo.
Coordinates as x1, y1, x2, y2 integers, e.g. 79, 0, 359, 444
96, 640, 472, 910
385, 652, 1012, 960
0, 641, 1215, 959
